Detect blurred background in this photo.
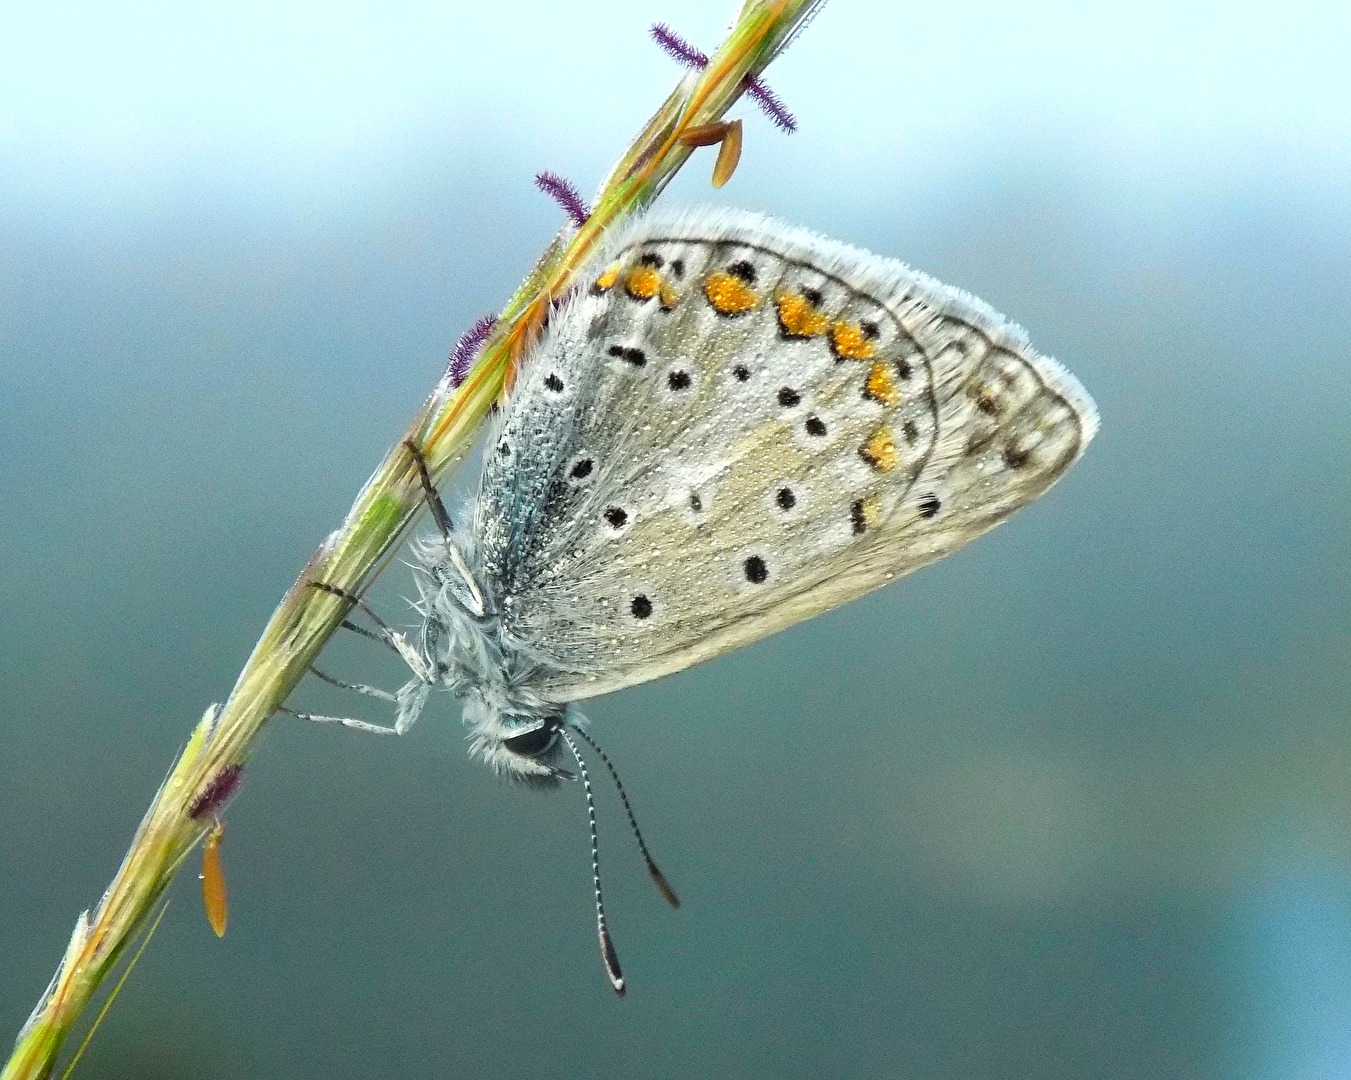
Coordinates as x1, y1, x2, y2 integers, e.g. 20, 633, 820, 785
3, 1, 1351, 1077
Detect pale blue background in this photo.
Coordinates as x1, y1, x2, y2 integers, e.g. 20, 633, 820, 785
3, 2, 1351, 1077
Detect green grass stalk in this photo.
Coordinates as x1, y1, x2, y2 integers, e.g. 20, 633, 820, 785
2, 3, 826, 1077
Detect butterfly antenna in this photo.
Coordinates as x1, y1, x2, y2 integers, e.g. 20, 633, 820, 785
558, 727, 626, 996
569, 724, 680, 908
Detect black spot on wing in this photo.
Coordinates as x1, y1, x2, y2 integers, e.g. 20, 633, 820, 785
608, 344, 647, 367
727, 260, 756, 284
850, 500, 868, 534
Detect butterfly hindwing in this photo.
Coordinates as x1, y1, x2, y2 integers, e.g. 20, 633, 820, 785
470, 208, 1097, 701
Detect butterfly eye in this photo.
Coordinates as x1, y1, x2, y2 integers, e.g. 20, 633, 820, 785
501, 719, 562, 757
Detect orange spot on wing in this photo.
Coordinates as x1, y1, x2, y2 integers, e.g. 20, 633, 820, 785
775, 290, 829, 338
704, 271, 759, 315
201, 822, 228, 938
860, 428, 901, 472
624, 265, 677, 310
830, 321, 876, 361
864, 360, 902, 407
593, 263, 620, 292
625, 265, 662, 301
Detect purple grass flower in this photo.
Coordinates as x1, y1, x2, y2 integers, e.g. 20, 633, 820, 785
534, 172, 590, 229
447, 314, 498, 387
651, 22, 797, 133
651, 22, 709, 69
188, 763, 243, 820
742, 74, 797, 133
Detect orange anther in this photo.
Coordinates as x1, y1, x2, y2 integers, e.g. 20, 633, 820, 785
678, 121, 730, 148
201, 822, 228, 938
677, 119, 744, 188
711, 119, 743, 188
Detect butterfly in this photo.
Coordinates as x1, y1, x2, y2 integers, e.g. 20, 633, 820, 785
297, 206, 1098, 992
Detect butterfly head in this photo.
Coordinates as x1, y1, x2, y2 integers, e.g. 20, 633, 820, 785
464, 699, 571, 785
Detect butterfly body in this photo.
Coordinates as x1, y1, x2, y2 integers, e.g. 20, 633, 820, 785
397, 207, 1098, 782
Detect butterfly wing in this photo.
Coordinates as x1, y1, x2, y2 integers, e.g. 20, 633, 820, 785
470, 208, 1098, 702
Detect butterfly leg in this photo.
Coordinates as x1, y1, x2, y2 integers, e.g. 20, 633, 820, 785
280, 668, 432, 737
403, 439, 487, 617
336, 617, 401, 653
280, 580, 438, 735
277, 704, 405, 736
403, 438, 455, 538
306, 580, 434, 683
309, 664, 399, 703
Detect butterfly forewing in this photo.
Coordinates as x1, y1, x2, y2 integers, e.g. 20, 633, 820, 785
472, 209, 1097, 701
